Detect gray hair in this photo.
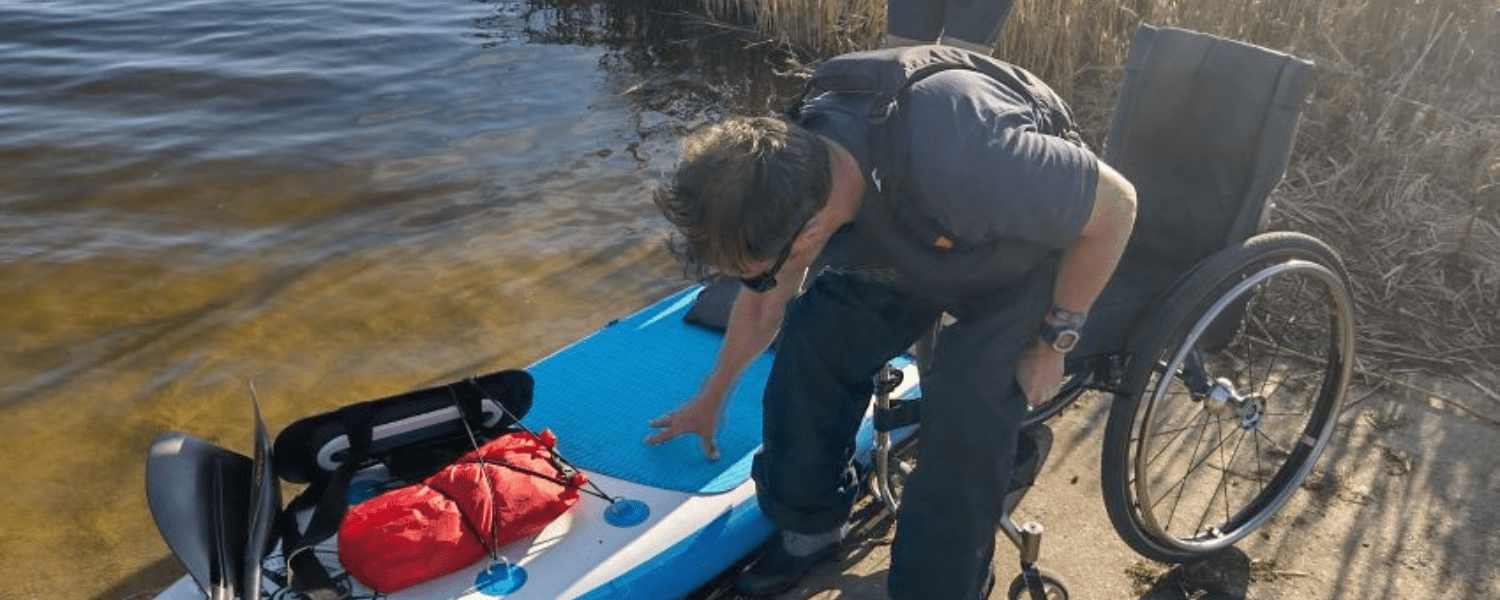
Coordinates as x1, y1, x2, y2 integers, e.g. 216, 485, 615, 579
654, 116, 832, 277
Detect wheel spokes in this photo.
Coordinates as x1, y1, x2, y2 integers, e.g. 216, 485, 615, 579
1135, 266, 1346, 547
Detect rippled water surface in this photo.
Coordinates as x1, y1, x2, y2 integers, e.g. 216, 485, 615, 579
0, 1, 794, 597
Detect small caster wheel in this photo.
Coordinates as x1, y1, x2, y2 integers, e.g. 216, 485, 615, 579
1006, 568, 1068, 600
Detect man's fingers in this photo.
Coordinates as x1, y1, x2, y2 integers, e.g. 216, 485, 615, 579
700, 436, 721, 462
644, 413, 678, 445
1025, 380, 1058, 407
643, 410, 719, 461
643, 428, 678, 446
1018, 376, 1039, 406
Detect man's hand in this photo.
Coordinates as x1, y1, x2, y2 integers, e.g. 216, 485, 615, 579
1015, 339, 1065, 407
644, 394, 723, 461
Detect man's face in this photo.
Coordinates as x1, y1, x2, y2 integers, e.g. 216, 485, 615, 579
725, 141, 856, 293
736, 222, 804, 292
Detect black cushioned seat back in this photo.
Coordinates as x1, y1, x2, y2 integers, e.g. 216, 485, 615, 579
1107, 24, 1314, 269
1077, 25, 1315, 357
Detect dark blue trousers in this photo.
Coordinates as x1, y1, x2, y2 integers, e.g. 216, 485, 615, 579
751, 272, 1052, 600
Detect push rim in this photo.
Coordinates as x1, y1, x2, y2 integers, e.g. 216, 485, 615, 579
1124, 258, 1355, 555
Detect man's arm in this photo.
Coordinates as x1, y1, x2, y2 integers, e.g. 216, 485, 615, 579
697, 281, 799, 409
643, 261, 806, 460
1017, 161, 1136, 405
645, 137, 861, 459
1053, 161, 1137, 316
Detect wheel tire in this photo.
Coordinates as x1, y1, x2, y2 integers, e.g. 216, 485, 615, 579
1006, 569, 1069, 600
1100, 232, 1356, 563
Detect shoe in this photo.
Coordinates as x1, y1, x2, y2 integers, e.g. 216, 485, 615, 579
1003, 424, 1054, 514
732, 530, 842, 597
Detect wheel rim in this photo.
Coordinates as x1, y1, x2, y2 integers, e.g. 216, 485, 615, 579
1127, 259, 1355, 553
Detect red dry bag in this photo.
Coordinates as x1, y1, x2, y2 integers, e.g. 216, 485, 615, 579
336, 429, 586, 593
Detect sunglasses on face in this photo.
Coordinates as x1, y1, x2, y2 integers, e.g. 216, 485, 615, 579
737, 220, 808, 293
738, 237, 796, 292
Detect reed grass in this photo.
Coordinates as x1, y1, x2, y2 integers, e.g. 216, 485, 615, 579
699, 0, 887, 53
692, 0, 1500, 378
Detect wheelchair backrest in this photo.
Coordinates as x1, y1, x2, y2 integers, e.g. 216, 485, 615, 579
1073, 26, 1315, 358
1104, 25, 1315, 272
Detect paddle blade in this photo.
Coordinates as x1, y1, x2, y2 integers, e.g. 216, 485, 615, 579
244, 394, 282, 599
146, 432, 253, 600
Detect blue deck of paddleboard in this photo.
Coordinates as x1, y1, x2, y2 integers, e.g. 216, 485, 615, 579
148, 284, 925, 600
524, 286, 772, 494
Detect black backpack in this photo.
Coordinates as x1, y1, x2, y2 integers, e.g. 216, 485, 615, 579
782, 46, 1086, 298
784, 44, 1083, 159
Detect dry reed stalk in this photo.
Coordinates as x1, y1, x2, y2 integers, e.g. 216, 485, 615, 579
701, 0, 886, 53
1270, 0, 1499, 376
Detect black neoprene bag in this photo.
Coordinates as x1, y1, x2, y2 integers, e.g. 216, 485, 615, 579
272, 369, 534, 484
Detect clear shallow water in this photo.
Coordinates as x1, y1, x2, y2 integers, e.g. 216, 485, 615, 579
0, 1, 794, 598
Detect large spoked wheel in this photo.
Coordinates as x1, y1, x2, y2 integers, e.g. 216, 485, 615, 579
1100, 232, 1356, 564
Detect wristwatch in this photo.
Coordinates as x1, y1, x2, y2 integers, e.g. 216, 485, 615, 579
1039, 305, 1087, 354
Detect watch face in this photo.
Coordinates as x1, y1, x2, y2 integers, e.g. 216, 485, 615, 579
1052, 330, 1081, 353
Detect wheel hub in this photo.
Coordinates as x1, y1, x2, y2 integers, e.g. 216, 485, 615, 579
1204, 378, 1264, 429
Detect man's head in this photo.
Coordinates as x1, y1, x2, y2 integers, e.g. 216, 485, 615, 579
655, 116, 832, 281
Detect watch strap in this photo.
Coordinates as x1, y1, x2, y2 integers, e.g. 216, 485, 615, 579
1040, 304, 1087, 353
1046, 304, 1088, 329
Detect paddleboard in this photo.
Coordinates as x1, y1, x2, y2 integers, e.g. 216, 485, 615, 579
150, 282, 920, 600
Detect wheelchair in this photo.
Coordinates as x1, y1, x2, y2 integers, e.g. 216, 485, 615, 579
866, 25, 1357, 600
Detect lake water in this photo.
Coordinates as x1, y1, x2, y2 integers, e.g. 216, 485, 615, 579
0, 1, 796, 598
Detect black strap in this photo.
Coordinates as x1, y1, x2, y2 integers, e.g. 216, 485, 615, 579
451, 381, 487, 432
299, 405, 375, 542
873, 397, 922, 432
275, 405, 376, 599
277, 496, 345, 598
